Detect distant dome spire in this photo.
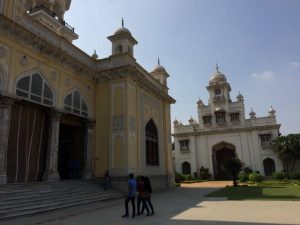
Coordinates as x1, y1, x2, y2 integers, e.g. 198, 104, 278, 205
209, 63, 227, 84
216, 62, 219, 72
122, 18, 124, 28
158, 57, 160, 65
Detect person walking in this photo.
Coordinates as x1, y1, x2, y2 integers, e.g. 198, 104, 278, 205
142, 176, 154, 215
122, 173, 137, 218
136, 176, 150, 216
103, 170, 110, 190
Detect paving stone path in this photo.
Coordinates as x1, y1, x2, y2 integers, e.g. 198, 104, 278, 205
3, 181, 300, 225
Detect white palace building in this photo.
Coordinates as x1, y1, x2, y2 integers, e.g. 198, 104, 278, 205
173, 66, 283, 179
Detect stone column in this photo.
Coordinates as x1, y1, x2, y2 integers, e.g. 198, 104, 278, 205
43, 111, 61, 182
82, 120, 95, 180
0, 95, 15, 184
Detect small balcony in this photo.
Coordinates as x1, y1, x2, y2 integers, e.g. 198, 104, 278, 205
28, 5, 78, 42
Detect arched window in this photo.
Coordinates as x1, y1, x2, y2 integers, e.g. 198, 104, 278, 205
145, 119, 159, 166
263, 158, 275, 176
182, 161, 191, 175
64, 90, 88, 117
16, 73, 54, 106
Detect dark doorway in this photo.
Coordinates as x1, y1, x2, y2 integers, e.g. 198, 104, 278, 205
58, 123, 85, 180
213, 142, 236, 180
263, 158, 275, 176
182, 161, 191, 174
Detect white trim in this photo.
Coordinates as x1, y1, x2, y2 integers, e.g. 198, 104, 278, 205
63, 88, 89, 118
25, 109, 36, 182
15, 70, 56, 107
35, 114, 44, 182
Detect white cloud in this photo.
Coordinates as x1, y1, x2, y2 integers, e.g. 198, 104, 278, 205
290, 62, 299, 67
251, 70, 275, 81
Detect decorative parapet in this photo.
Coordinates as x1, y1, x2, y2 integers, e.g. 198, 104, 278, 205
245, 116, 277, 126
172, 123, 281, 138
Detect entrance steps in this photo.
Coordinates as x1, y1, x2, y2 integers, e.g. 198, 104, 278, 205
0, 180, 123, 220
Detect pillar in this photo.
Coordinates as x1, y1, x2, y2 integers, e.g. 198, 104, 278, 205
0, 95, 15, 184
43, 111, 61, 182
82, 120, 95, 180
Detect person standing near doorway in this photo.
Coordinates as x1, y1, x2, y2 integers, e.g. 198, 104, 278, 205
122, 173, 136, 218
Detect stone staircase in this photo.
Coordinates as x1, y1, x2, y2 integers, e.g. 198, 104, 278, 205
0, 180, 123, 220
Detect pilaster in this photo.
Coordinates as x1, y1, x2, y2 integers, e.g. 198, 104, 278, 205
43, 110, 61, 182
0, 94, 15, 184
82, 119, 95, 180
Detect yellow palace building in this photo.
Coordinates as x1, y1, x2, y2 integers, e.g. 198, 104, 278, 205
0, 0, 175, 191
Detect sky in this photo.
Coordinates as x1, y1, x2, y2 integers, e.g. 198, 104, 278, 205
65, 0, 300, 135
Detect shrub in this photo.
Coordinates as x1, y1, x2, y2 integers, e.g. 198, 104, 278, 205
249, 172, 263, 182
180, 174, 186, 181
238, 173, 249, 182
199, 167, 212, 180
175, 172, 181, 183
242, 167, 253, 175
186, 174, 193, 181
291, 172, 300, 180
272, 171, 285, 180
193, 172, 198, 179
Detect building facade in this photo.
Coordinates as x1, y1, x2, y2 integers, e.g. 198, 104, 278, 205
0, 0, 175, 191
173, 66, 282, 178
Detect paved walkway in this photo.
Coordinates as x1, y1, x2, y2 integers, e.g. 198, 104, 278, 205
3, 182, 300, 225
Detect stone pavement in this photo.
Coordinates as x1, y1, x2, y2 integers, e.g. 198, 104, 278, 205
2, 181, 300, 225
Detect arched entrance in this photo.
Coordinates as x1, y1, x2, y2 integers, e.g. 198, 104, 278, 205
212, 142, 236, 180
182, 161, 191, 174
263, 158, 275, 176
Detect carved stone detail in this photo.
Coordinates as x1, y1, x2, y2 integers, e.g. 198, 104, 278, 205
65, 78, 71, 87
20, 55, 28, 67
112, 115, 125, 133
0, 46, 6, 58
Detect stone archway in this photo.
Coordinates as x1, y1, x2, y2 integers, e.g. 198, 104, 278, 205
212, 142, 236, 180
263, 158, 275, 176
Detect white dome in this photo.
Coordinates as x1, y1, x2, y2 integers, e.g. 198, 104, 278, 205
209, 65, 227, 84
114, 27, 131, 35
152, 64, 166, 73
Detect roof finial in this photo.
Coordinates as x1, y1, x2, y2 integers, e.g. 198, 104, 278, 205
216, 62, 219, 72
158, 57, 160, 65
122, 18, 124, 28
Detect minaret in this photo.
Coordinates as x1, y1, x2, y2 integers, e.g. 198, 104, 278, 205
107, 19, 138, 56
150, 58, 170, 87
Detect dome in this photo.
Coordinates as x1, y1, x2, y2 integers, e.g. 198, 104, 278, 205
151, 58, 166, 73
114, 27, 131, 35
152, 64, 166, 73
209, 64, 227, 84
268, 106, 276, 114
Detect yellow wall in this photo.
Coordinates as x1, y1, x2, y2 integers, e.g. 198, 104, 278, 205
0, 36, 96, 117
94, 81, 110, 177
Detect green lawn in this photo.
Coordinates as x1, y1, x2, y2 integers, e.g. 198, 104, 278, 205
206, 180, 300, 200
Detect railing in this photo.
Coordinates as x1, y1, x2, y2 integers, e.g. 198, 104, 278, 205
28, 5, 75, 33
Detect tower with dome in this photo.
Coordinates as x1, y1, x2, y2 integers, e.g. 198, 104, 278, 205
173, 66, 282, 178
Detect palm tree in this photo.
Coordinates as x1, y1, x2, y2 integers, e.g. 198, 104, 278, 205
225, 158, 243, 187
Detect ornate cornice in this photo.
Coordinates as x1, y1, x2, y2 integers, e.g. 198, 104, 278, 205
173, 124, 281, 138
0, 14, 107, 82
101, 65, 175, 104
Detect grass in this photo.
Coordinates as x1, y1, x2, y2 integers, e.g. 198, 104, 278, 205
206, 180, 300, 200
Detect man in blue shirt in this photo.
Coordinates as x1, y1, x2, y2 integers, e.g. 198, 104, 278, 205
122, 173, 137, 218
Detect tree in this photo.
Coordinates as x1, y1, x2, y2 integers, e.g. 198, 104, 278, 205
225, 158, 243, 187
272, 134, 300, 176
